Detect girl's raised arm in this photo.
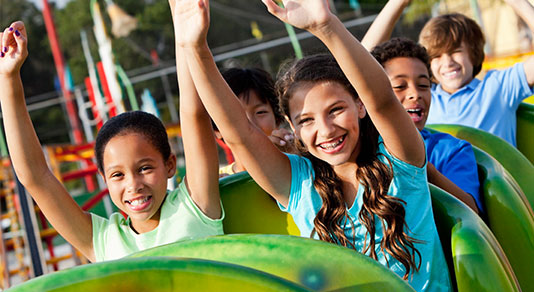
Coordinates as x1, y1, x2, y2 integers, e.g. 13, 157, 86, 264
263, 0, 425, 167
170, 1, 222, 219
171, 0, 292, 206
0, 22, 94, 261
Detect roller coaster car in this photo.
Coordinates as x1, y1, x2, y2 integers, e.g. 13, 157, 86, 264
8, 162, 529, 291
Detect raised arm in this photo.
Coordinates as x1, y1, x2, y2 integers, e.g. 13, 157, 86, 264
170, 1, 221, 219
263, 0, 425, 166
504, 0, 534, 86
361, 0, 411, 50
0, 22, 94, 261
171, 0, 292, 206
427, 163, 479, 213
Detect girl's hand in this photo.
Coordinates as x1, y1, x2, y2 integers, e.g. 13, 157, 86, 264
170, 0, 210, 48
0, 21, 28, 77
269, 128, 297, 153
261, 0, 334, 32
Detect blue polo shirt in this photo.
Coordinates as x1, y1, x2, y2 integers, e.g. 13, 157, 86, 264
279, 140, 452, 292
421, 129, 482, 213
427, 63, 534, 146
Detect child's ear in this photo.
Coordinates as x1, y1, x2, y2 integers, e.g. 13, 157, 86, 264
166, 154, 177, 178
357, 100, 367, 119
98, 170, 107, 183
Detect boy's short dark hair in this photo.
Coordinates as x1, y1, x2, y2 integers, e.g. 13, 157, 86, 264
371, 37, 431, 77
222, 67, 283, 125
419, 13, 485, 77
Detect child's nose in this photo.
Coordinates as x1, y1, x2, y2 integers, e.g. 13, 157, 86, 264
440, 53, 454, 66
127, 176, 144, 193
317, 118, 336, 138
407, 87, 422, 100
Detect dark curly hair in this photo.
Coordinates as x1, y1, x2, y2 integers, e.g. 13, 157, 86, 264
276, 54, 421, 279
95, 111, 171, 174
371, 37, 431, 78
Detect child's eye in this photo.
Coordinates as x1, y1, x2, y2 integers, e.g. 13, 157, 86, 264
110, 172, 123, 179
298, 117, 313, 126
330, 106, 343, 114
256, 110, 269, 115
418, 83, 430, 89
392, 85, 406, 90
139, 166, 153, 173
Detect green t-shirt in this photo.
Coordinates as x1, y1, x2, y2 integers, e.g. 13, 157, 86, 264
92, 181, 224, 262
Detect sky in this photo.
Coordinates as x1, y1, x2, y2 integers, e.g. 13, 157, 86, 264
29, 0, 72, 10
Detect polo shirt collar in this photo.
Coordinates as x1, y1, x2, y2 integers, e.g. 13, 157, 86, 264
433, 78, 481, 97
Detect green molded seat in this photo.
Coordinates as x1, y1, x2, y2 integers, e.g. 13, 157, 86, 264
132, 235, 415, 292
426, 124, 534, 211
429, 185, 520, 292
471, 147, 534, 292
219, 172, 300, 235
517, 102, 534, 165
7, 257, 310, 291
188, 172, 520, 291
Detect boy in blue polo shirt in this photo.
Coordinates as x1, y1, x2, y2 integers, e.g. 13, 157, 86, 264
418, 0, 534, 147
370, 37, 482, 214
363, 0, 534, 147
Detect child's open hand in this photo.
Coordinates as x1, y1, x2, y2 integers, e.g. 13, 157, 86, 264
170, 0, 210, 48
270, 128, 297, 153
0, 21, 28, 77
261, 0, 333, 32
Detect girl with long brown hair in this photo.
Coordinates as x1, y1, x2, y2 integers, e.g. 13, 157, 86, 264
170, 0, 451, 290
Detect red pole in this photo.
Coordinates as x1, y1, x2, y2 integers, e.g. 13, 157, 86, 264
42, 0, 84, 144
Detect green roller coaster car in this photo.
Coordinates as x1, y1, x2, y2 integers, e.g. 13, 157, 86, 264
7, 257, 311, 291
426, 120, 534, 212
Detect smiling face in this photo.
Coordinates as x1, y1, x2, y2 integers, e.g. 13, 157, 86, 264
430, 42, 474, 94
102, 132, 175, 233
288, 81, 366, 167
384, 57, 432, 131
239, 90, 277, 136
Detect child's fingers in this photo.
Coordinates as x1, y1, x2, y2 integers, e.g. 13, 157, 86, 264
269, 135, 286, 146
261, 0, 286, 19
13, 28, 28, 56
2, 21, 26, 48
0, 32, 3, 57
1, 27, 14, 55
9, 21, 26, 37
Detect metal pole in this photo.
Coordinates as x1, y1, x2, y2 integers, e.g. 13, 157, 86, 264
14, 173, 47, 277
41, 0, 84, 144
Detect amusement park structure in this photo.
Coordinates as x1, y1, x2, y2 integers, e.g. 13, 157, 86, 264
0, 0, 533, 290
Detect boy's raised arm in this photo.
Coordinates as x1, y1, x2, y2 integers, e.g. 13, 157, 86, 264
505, 0, 534, 85
0, 22, 95, 261
171, 1, 222, 219
361, 0, 412, 50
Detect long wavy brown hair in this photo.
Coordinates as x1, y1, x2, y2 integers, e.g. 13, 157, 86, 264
276, 54, 421, 279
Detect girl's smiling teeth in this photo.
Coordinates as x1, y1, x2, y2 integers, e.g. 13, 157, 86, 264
318, 135, 346, 150
125, 196, 153, 209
